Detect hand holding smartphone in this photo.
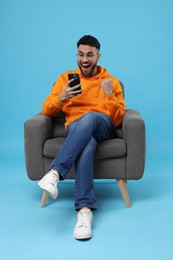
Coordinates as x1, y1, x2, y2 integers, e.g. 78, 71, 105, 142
68, 73, 81, 92
59, 73, 82, 103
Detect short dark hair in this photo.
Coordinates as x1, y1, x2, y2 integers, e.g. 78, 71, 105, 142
77, 35, 100, 50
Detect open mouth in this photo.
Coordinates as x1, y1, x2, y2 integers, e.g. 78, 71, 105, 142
79, 63, 94, 76
81, 63, 91, 69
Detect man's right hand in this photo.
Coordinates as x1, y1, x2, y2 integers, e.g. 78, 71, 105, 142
58, 79, 82, 103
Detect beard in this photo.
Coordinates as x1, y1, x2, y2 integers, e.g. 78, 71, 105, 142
78, 62, 98, 77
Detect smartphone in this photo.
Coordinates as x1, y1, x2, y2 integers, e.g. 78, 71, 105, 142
68, 73, 81, 91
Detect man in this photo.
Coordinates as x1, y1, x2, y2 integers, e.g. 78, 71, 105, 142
38, 35, 126, 240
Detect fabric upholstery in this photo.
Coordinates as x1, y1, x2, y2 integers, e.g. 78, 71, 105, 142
43, 137, 126, 159
24, 109, 145, 181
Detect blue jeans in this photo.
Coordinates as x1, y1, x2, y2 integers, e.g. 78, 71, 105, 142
50, 112, 115, 210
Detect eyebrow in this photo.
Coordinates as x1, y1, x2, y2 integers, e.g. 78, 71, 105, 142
78, 51, 94, 54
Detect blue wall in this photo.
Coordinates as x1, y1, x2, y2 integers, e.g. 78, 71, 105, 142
1, 0, 173, 163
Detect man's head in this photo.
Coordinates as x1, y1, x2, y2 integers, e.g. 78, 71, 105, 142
77, 35, 101, 77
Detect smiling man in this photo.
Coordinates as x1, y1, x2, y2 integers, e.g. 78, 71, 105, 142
38, 35, 126, 240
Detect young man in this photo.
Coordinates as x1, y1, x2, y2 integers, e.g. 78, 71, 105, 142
38, 35, 126, 240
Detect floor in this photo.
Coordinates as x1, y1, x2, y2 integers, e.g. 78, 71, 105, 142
1, 155, 173, 260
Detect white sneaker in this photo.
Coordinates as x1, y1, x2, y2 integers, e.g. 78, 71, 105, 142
73, 209, 93, 240
38, 169, 59, 199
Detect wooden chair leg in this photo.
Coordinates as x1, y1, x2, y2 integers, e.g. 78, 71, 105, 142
116, 179, 131, 208
40, 190, 49, 208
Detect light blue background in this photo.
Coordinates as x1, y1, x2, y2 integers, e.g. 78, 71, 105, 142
1, 0, 173, 161
0, 0, 173, 259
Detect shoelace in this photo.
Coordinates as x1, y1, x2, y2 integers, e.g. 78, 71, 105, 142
51, 173, 59, 186
79, 211, 91, 228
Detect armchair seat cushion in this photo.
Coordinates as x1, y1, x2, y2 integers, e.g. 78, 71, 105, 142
43, 137, 126, 160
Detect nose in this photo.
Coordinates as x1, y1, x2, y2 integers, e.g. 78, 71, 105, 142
81, 55, 89, 62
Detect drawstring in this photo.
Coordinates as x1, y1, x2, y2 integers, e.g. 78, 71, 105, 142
95, 77, 102, 97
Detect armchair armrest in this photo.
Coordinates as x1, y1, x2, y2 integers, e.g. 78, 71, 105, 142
122, 109, 146, 180
24, 113, 53, 180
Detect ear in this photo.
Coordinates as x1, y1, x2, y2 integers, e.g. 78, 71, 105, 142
97, 53, 101, 61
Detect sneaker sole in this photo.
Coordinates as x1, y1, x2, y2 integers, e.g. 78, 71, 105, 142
73, 231, 92, 240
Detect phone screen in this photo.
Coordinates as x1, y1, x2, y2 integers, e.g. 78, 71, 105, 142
68, 74, 81, 89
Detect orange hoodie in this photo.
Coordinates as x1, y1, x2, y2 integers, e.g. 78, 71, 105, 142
42, 66, 126, 128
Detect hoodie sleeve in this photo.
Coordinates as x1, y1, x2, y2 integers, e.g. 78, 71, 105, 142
42, 76, 64, 116
104, 79, 126, 127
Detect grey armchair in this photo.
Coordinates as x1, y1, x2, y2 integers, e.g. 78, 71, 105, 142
24, 83, 146, 208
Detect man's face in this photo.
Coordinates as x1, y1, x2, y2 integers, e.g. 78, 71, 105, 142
77, 45, 101, 77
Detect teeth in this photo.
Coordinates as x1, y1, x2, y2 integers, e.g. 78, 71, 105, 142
82, 64, 90, 68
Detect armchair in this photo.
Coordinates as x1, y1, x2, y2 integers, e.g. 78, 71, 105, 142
24, 83, 146, 208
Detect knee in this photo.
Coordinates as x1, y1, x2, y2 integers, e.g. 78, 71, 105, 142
75, 112, 99, 132
80, 112, 98, 123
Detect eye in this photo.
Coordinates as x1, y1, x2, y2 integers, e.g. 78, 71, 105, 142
87, 52, 94, 58
77, 52, 84, 57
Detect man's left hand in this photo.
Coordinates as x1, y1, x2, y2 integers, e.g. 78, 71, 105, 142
101, 78, 113, 95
